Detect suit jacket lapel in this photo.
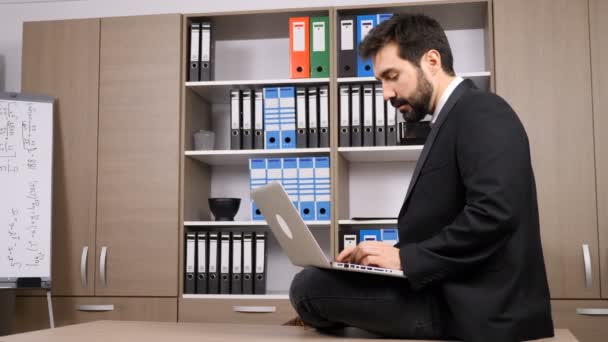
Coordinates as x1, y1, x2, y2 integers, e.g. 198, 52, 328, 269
398, 79, 475, 218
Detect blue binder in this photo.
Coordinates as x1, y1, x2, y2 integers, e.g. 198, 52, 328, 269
356, 15, 377, 77
263, 87, 280, 149
314, 156, 330, 221
266, 158, 283, 187
279, 87, 296, 149
377, 13, 394, 24
381, 228, 399, 245
282, 158, 299, 211
359, 229, 381, 242
298, 157, 315, 221
249, 158, 267, 220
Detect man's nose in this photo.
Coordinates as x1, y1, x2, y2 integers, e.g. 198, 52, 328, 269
382, 84, 395, 101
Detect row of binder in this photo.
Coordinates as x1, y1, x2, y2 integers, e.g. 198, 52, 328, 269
289, 16, 330, 79
339, 228, 399, 251
189, 21, 214, 82
339, 83, 398, 147
185, 231, 268, 295
338, 13, 394, 77
250, 157, 330, 221
231, 86, 329, 150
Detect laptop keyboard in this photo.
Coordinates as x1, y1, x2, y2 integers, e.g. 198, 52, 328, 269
332, 262, 404, 276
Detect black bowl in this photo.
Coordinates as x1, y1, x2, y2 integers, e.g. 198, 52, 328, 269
208, 198, 241, 221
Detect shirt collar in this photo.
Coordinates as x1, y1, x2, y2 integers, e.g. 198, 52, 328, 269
431, 76, 464, 124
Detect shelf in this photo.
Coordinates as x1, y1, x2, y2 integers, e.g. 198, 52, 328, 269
182, 294, 289, 300
337, 71, 491, 84
339, 219, 398, 225
185, 221, 331, 227
185, 148, 330, 165
338, 145, 423, 162
186, 78, 330, 104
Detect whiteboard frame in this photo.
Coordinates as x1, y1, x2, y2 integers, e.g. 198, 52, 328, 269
0, 92, 54, 289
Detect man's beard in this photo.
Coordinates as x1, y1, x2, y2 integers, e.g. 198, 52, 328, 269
390, 68, 433, 123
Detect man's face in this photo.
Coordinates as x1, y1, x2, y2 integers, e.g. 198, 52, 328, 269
373, 42, 434, 122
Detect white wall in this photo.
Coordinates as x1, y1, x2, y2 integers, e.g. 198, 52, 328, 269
0, 0, 444, 92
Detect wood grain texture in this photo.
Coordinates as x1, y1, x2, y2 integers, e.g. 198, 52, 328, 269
552, 300, 608, 342
494, 0, 599, 298
589, 0, 608, 299
178, 297, 295, 325
12, 297, 177, 334
96, 14, 182, 296
21, 19, 100, 296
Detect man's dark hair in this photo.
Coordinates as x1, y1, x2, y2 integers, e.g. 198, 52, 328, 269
359, 14, 455, 76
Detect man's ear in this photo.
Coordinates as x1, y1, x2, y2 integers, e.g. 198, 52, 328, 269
424, 49, 442, 75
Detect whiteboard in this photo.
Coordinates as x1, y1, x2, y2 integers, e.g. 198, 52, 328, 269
0, 92, 53, 288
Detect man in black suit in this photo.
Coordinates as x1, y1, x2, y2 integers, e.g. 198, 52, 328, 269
289, 14, 554, 342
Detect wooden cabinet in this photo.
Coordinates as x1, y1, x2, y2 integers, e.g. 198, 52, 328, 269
21, 19, 100, 297
179, 298, 295, 325
13, 297, 176, 334
21, 15, 181, 298
590, 0, 608, 299
552, 300, 608, 342
96, 14, 181, 297
494, 0, 599, 298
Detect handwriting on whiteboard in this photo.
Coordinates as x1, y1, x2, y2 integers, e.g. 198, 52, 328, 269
1, 99, 46, 272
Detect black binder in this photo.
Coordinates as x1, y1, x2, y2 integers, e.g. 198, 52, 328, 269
319, 85, 330, 148
196, 232, 208, 294
338, 15, 357, 77
350, 85, 362, 147
307, 87, 319, 148
242, 90, 254, 150
200, 22, 213, 81
184, 232, 196, 294
386, 99, 398, 146
230, 89, 242, 150
188, 22, 201, 82
220, 232, 231, 294
362, 84, 374, 146
296, 87, 308, 148
374, 84, 386, 146
208, 232, 220, 294
339, 85, 351, 147
231, 232, 243, 294
253, 90, 265, 149
242, 232, 254, 294
254, 232, 267, 294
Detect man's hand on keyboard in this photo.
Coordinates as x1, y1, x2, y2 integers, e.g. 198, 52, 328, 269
336, 241, 402, 270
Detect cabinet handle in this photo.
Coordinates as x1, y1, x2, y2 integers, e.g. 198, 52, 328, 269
100, 246, 108, 288
80, 246, 88, 289
232, 306, 276, 313
77, 305, 115, 312
576, 308, 608, 316
582, 244, 592, 288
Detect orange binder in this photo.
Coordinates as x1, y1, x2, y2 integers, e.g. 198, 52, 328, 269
289, 17, 310, 78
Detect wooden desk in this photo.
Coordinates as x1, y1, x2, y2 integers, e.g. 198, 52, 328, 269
1, 320, 578, 342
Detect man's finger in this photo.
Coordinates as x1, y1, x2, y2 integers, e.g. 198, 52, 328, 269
336, 247, 355, 262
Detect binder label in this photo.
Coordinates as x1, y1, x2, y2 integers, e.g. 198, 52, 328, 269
256, 239, 265, 273
293, 22, 306, 52
197, 239, 206, 273
201, 27, 211, 62
186, 238, 195, 273
361, 20, 374, 40
340, 20, 354, 50
190, 26, 200, 62
312, 22, 326, 52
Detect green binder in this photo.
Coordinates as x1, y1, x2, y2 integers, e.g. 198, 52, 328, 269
310, 16, 330, 78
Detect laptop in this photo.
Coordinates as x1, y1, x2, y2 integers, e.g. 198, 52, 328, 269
251, 181, 406, 278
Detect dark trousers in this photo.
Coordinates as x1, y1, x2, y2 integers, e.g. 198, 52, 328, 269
289, 267, 454, 339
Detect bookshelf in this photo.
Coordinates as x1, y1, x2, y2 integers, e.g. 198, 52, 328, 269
179, 0, 494, 324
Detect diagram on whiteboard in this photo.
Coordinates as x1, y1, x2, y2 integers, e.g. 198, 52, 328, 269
0, 96, 52, 282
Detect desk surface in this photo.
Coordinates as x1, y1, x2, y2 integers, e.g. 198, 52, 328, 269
1, 320, 578, 342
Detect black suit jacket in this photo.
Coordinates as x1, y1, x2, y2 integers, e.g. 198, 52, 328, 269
397, 80, 554, 342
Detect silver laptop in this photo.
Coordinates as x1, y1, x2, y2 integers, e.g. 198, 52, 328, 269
251, 181, 405, 278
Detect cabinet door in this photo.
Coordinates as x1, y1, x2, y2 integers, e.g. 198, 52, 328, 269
13, 296, 177, 334
21, 19, 100, 296
494, 0, 599, 298
95, 14, 181, 296
590, 0, 608, 299
552, 300, 608, 342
